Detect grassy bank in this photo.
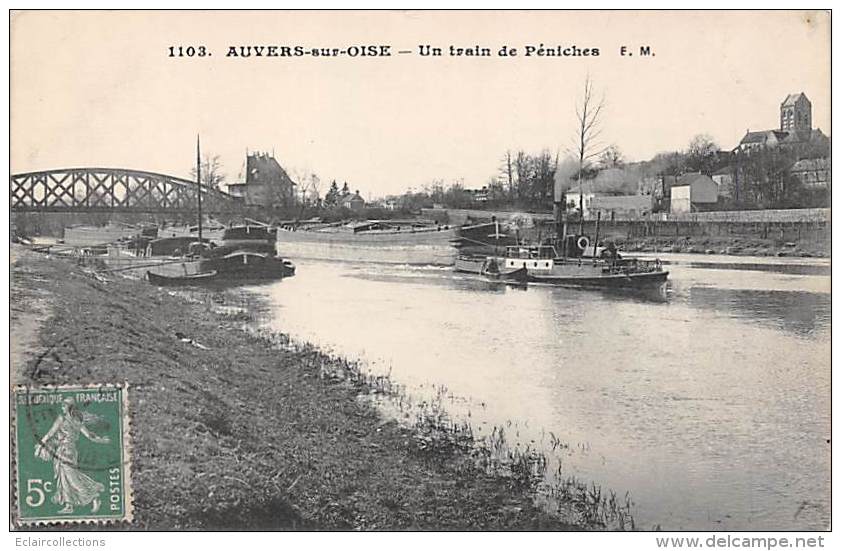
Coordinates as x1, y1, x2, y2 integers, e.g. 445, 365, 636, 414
12, 247, 616, 530
614, 235, 829, 258
510, 221, 829, 259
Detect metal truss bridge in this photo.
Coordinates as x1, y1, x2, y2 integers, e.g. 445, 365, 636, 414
10, 168, 241, 213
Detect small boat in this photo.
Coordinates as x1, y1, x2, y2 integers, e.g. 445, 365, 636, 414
146, 260, 217, 286
496, 245, 668, 290
147, 270, 218, 286
454, 255, 529, 283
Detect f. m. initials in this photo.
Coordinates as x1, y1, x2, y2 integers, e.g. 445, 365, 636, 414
619, 45, 654, 57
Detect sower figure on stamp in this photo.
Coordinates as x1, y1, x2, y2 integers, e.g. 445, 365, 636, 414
34, 397, 110, 514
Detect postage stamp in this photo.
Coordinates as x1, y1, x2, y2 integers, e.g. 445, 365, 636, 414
12, 384, 133, 525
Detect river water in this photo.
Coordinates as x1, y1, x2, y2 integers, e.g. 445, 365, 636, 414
252, 254, 830, 531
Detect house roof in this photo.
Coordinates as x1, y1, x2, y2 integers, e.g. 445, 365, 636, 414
781, 92, 809, 107
245, 153, 297, 188
676, 172, 714, 187
740, 130, 787, 145
342, 193, 365, 203
713, 166, 734, 176
739, 127, 828, 149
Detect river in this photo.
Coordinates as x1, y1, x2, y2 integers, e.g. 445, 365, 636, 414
251, 253, 830, 531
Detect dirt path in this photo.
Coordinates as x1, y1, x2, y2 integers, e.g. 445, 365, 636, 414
10, 245, 53, 384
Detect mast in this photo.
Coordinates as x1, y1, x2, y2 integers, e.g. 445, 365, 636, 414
196, 134, 203, 243
494, 219, 500, 258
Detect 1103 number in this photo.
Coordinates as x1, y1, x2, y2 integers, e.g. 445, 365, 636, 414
168, 46, 209, 57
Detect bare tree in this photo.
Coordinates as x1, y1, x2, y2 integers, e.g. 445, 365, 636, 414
307, 173, 321, 206
532, 150, 557, 207
685, 134, 720, 175
599, 144, 624, 169
190, 154, 226, 190
499, 151, 515, 200
570, 76, 606, 229
514, 150, 532, 204
289, 169, 322, 207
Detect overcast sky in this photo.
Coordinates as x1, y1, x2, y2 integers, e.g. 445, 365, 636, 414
11, 10, 830, 198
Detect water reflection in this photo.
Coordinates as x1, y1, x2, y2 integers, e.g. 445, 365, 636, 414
680, 261, 830, 276
597, 285, 670, 304
351, 270, 526, 294
255, 258, 830, 530
688, 287, 831, 337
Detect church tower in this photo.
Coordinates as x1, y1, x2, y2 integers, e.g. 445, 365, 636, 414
780, 93, 812, 133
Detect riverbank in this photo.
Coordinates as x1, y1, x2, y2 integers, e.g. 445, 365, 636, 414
11, 245, 587, 530
614, 235, 829, 258
545, 228, 829, 258
423, 207, 830, 259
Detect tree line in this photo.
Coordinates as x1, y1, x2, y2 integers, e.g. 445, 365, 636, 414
191, 75, 829, 216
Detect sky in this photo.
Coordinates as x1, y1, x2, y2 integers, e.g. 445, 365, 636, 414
11, 10, 830, 199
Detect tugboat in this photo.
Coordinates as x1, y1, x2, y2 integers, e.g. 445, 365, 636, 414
500, 244, 667, 290
453, 217, 668, 290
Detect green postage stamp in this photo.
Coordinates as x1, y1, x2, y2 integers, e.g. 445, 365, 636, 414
12, 384, 133, 525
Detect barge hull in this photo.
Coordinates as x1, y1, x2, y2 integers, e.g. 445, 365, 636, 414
529, 270, 669, 289
277, 228, 457, 266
